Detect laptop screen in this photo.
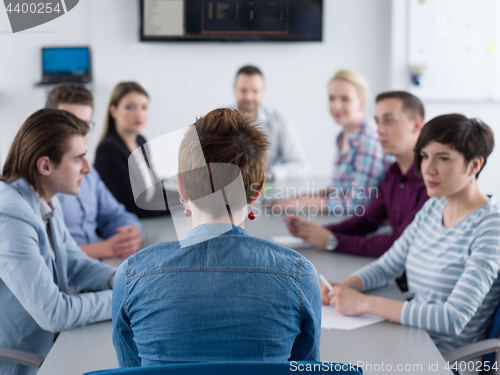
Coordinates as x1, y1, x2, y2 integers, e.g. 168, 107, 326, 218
42, 47, 89, 75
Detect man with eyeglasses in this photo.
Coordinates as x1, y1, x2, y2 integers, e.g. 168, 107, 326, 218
46, 83, 143, 260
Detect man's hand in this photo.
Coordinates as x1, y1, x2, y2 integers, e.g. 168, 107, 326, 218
269, 197, 327, 214
113, 225, 143, 258
285, 215, 332, 250
269, 198, 298, 212
80, 226, 143, 259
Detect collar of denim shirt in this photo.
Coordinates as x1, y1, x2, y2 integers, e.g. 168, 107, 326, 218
182, 223, 249, 246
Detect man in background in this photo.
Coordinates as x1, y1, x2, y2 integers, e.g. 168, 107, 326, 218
46, 83, 143, 259
234, 65, 309, 182
286, 91, 428, 258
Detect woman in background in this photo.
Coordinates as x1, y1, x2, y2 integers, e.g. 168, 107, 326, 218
95, 82, 169, 218
272, 70, 386, 215
321, 114, 500, 353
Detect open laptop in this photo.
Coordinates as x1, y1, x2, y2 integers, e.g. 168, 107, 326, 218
41, 46, 92, 84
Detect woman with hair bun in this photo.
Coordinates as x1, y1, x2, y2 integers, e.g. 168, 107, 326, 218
112, 108, 321, 367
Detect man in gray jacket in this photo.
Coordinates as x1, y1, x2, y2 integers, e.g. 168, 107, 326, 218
234, 65, 309, 182
0, 109, 115, 375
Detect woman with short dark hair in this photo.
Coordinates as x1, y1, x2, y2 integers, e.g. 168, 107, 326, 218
320, 114, 500, 353
0, 109, 116, 375
112, 108, 321, 367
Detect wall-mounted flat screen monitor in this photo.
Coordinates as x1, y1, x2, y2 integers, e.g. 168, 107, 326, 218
41, 47, 92, 84
141, 0, 323, 41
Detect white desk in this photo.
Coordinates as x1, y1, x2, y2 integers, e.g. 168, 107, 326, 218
39, 201, 451, 375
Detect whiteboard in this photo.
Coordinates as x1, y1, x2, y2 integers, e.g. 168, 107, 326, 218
407, 0, 500, 102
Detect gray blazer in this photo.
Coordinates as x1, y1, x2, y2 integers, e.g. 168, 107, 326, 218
0, 178, 115, 375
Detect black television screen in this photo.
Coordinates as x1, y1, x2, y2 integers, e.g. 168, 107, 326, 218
140, 0, 323, 42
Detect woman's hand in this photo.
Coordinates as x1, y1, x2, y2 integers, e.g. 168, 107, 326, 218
328, 285, 370, 316
320, 280, 341, 305
321, 274, 365, 309
323, 275, 403, 323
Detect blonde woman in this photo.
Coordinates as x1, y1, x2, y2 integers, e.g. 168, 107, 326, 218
273, 70, 385, 215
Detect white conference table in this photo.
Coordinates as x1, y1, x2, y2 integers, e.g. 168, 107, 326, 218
38, 194, 452, 375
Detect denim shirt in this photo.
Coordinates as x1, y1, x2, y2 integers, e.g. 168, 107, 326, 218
112, 224, 321, 367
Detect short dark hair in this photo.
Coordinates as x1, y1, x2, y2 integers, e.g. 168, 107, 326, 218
376, 91, 425, 120
414, 114, 494, 179
1, 109, 89, 195
179, 108, 269, 218
45, 83, 93, 109
236, 65, 263, 79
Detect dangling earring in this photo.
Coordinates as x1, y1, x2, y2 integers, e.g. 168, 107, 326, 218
248, 205, 256, 220
180, 197, 192, 217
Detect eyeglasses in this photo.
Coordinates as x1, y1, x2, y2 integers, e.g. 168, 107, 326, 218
87, 120, 96, 133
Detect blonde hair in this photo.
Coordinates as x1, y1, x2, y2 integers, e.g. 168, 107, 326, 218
329, 70, 370, 104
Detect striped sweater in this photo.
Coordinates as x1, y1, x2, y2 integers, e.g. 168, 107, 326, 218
354, 196, 500, 352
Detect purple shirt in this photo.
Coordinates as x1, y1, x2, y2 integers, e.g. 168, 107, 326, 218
325, 162, 428, 257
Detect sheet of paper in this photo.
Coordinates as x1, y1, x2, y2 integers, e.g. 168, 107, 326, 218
271, 235, 311, 249
321, 305, 385, 330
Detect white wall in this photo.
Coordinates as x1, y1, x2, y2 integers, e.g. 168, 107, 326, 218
2, 0, 497, 197
389, 0, 500, 198
0, 0, 392, 178
0, 1, 91, 163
